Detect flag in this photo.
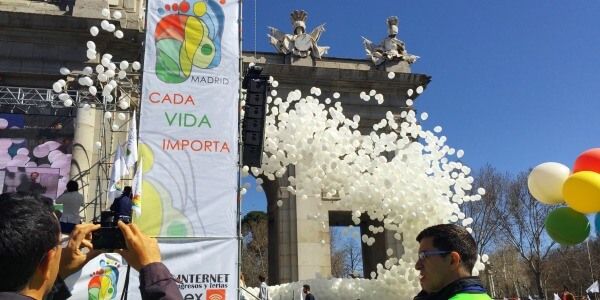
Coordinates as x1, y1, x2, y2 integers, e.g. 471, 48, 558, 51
528, 295, 533, 300
108, 144, 128, 201
125, 111, 138, 169
131, 159, 142, 216
587, 281, 599, 293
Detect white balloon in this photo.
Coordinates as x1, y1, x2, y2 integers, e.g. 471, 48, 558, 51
107, 24, 116, 32
58, 93, 70, 101
112, 10, 122, 19
63, 99, 73, 107
97, 74, 108, 82
112, 124, 119, 131
132, 61, 141, 71
101, 8, 110, 18
119, 60, 129, 70
118, 100, 129, 109
95, 141, 103, 149
59, 67, 70, 75
82, 103, 91, 111
114, 30, 124, 39
96, 64, 105, 74
118, 70, 127, 79
527, 162, 570, 205
100, 20, 110, 30
90, 26, 99, 36
117, 112, 127, 120
387, 72, 396, 79
86, 41, 96, 50
88, 86, 97, 95
52, 82, 62, 93
104, 111, 112, 119
82, 66, 93, 75
86, 49, 96, 60
416, 86, 424, 94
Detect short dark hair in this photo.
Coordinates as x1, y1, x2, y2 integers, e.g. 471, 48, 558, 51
123, 186, 132, 196
66, 180, 79, 192
0, 193, 60, 291
258, 275, 265, 282
303, 284, 311, 291
416, 224, 477, 272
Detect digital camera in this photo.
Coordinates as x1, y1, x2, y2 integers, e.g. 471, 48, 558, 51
92, 211, 130, 250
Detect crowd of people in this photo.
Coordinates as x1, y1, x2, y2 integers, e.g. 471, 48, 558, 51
1, 180, 504, 300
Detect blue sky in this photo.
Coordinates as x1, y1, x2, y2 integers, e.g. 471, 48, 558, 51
240, 1, 600, 214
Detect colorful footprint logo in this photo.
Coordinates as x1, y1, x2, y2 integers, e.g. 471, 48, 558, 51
88, 258, 121, 300
155, 0, 225, 83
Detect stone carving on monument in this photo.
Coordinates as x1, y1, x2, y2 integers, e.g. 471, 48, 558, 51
268, 10, 329, 59
362, 16, 419, 67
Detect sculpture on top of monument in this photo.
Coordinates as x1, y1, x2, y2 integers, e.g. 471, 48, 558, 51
268, 10, 330, 59
362, 16, 419, 66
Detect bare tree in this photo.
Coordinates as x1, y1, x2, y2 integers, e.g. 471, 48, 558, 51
463, 164, 509, 255
330, 227, 363, 278
496, 172, 556, 298
241, 211, 268, 287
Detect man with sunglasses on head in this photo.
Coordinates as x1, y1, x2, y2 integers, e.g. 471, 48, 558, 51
0, 193, 182, 300
414, 224, 492, 300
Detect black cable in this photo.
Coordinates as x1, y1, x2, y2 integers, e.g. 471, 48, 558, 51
120, 264, 132, 300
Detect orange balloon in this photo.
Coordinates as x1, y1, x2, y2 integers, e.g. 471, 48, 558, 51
573, 148, 600, 174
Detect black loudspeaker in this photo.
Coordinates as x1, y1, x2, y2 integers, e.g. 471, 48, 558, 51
241, 66, 269, 168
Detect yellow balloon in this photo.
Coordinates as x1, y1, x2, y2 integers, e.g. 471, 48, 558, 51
562, 171, 600, 214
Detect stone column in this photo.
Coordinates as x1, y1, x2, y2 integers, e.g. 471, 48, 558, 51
295, 164, 332, 280
70, 107, 98, 221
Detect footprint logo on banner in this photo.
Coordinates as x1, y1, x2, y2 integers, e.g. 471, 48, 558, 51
87, 258, 121, 300
155, 0, 225, 84
206, 289, 226, 300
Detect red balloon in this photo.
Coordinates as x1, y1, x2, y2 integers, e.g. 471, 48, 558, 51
574, 148, 600, 174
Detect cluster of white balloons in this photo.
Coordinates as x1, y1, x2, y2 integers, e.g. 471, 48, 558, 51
52, 7, 141, 111
241, 73, 486, 299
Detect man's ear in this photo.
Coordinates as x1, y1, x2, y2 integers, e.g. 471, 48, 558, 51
39, 247, 60, 281
449, 251, 462, 270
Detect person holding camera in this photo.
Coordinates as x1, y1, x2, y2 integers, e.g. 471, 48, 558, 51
0, 192, 183, 300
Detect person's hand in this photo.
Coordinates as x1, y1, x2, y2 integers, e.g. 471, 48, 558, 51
59, 223, 101, 278
117, 221, 161, 271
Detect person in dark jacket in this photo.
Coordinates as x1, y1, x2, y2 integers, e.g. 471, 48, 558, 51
111, 186, 133, 218
0, 192, 182, 300
414, 224, 492, 300
303, 284, 315, 300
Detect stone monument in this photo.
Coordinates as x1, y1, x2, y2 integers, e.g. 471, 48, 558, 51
363, 16, 419, 72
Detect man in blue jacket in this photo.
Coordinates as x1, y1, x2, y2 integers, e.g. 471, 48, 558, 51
414, 224, 492, 300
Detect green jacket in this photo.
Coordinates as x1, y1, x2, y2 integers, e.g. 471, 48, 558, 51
450, 292, 493, 300
414, 277, 492, 300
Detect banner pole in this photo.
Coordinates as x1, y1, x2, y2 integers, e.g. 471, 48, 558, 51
238, 0, 244, 299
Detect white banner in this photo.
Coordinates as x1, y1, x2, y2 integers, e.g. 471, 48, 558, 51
137, 0, 239, 238
67, 239, 238, 300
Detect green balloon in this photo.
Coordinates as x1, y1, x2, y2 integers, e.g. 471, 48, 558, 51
545, 207, 590, 245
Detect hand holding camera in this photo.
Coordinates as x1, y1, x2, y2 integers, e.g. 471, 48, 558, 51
59, 223, 102, 278
116, 221, 162, 271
